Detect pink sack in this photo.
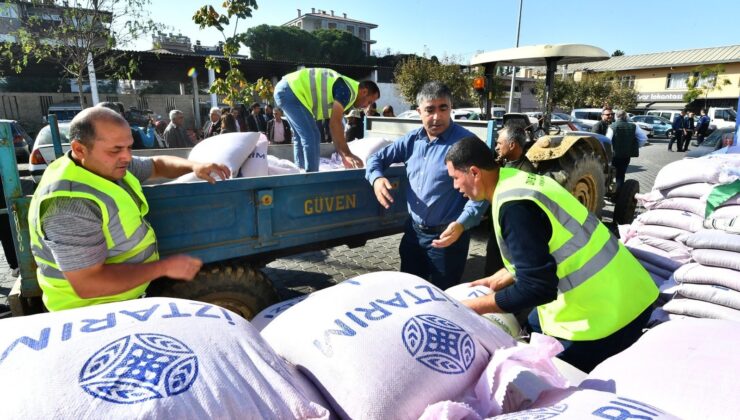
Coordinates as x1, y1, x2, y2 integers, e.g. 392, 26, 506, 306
585, 319, 740, 420
0, 297, 331, 419
260, 272, 517, 419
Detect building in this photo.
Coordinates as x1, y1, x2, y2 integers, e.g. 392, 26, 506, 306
151, 32, 192, 53
567, 45, 740, 112
282, 8, 377, 55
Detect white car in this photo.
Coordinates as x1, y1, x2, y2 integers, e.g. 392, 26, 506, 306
396, 110, 420, 119
29, 122, 71, 183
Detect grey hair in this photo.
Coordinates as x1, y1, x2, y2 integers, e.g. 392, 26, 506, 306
499, 125, 528, 149
169, 109, 183, 120
69, 106, 128, 148
416, 81, 453, 107
274, 107, 284, 113
209, 107, 221, 116
615, 110, 628, 121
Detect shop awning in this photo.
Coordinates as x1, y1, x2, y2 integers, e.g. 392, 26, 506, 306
637, 102, 686, 110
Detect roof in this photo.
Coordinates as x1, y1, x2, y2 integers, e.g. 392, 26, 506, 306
471, 44, 609, 66
568, 45, 740, 72
283, 12, 378, 28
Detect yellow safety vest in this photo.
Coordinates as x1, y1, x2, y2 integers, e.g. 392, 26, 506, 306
28, 155, 159, 311
285, 68, 360, 120
492, 168, 657, 340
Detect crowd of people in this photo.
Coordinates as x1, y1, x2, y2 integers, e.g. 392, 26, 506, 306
668, 109, 710, 152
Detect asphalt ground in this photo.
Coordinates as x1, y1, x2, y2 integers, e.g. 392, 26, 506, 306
0, 135, 685, 313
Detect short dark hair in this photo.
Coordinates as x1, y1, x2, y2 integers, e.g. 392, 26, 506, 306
358, 80, 380, 96
445, 136, 499, 171
69, 107, 128, 148
250, 102, 261, 110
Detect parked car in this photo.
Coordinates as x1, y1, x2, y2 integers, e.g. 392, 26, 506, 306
46, 102, 83, 123
1, 119, 32, 163
686, 127, 736, 158
631, 115, 673, 138
29, 122, 71, 183
396, 110, 419, 119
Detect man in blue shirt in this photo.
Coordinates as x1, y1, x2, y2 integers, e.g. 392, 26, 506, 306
668, 110, 686, 152
696, 109, 711, 145
365, 82, 488, 289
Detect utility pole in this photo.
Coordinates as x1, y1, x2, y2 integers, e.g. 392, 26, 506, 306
508, 0, 523, 113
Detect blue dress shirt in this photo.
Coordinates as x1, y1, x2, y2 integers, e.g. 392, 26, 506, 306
365, 122, 488, 230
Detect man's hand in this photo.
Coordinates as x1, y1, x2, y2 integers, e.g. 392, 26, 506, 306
340, 151, 364, 169
462, 295, 499, 315
432, 222, 464, 248
373, 177, 394, 209
470, 267, 514, 291
193, 162, 231, 184
160, 255, 203, 281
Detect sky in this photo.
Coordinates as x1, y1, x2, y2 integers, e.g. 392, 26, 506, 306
135, 0, 740, 62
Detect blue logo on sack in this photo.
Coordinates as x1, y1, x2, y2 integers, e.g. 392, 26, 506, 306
402, 314, 475, 375
79, 333, 198, 404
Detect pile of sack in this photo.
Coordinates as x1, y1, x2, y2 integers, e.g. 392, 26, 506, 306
618, 153, 740, 323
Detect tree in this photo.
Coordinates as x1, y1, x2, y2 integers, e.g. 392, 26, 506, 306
684, 64, 732, 108
244, 24, 320, 61
313, 29, 369, 65
193, 0, 272, 106
535, 71, 637, 111
612, 50, 625, 56
0, 0, 162, 108
394, 55, 474, 106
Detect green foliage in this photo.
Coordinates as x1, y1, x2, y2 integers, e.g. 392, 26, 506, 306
0, 0, 164, 107
194, 0, 272, 106
313, 29, 369, 64
535, 71, 637, 111
684, 64, 732, 105
394, 55, 474, 106
612, 50, 625, 56
244, 24, 320, 61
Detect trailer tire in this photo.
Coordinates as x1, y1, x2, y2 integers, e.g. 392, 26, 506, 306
613, 179, 640, 225
550, 146, 605, 217
147, 262, 279, 320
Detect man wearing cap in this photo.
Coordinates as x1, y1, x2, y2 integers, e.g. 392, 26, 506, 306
274, 68, 380, 172
28, 106, 230, 311
366, 81, 488, 290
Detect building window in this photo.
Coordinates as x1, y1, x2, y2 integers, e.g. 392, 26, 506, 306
346, 25, 354, 35
620, 75, 635, 88
359, 27, 366, 40
296, 22, 301, 29
666, 72, 689, 90
328, 22, 336, 29
313, 20, 321, 30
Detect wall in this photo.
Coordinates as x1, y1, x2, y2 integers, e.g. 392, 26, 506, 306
376, 83, 413, 115
0, 92, 201, 136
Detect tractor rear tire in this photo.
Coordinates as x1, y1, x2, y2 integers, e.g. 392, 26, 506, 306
147, 262, 279, 320
613, 179, 640, 225
555, 147, 606, 216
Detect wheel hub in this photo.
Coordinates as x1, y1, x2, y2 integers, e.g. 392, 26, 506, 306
572, 175, 598, 212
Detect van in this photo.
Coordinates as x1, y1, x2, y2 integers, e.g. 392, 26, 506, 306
570, 108, 604, 128
646, 110, 683, 124
46, 102, 83, 123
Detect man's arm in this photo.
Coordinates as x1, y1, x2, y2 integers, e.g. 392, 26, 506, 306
365, 132, 413, 208
329, 101, 363, 169
150, 155, 230, 183
64, 255, 202, 299
432, 199, 489, 248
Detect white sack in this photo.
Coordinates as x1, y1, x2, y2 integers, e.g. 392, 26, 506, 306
662, 182, 714, 199
672, 283, 740, 310
266, 155, 301, 175
346, 136, 392, 165
238, 133, 268, 177
0, 297, 331, 419
692, 248, 740, 271
585, 318, 740, 420
260, 272, 518, 420
636, 209, 704, 232
684, 229, 740, 252
711, 204, 740, 219
634, 223, 691, 241
637, 235, 692, 261
641, 197, 706, 216
444, 284, 522, 338
662, 297, 740, 321
652, 154, 740, 191
251, 295, 310, 332
674, 262, 740, 291
176, 132, 262, 182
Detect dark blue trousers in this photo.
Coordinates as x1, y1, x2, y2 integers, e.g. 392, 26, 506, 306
399, 220, 470, 290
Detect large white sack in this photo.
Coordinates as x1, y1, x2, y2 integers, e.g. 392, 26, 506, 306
712, 204, 740, 219
652, 154, 740, 191
663, 297, 740, 321
641, 196, 706, 216
674, 262, 740, 291
672, 283, 740, 310
637, 235, 692, 261
703, 215, 740, 234
584, 319, 740, 419
175, 132, 262, 182
634, 223, 691, 241
251, 295, 310, 331
260, 272, 518, 419
636, 209, 704, 232
684, 229, 740, 252
444, 283, 522, 338
0, 297, 331, 419
238, 133, 269, 177
347, 136, 392, 165
692, 248, 740, 271
663, 182, 714, 199
266, 155, 301, 175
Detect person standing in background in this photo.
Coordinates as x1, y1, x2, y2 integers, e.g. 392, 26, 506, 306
682, 111, 695, 152
668, 110, 686, 152
267, 107, 292, 144
696, 109, 710, 145
202, 107, 221, 139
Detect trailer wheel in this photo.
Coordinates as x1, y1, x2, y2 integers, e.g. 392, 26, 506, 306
556, 148, 606, 216
613, 179, 640, 225
147, 262, 279, 320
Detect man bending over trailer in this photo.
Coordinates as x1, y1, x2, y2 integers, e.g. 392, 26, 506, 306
443, 136, 658, 372
28, 107, 230, 311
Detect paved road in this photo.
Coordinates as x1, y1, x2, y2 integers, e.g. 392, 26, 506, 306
0, 136, 685, 312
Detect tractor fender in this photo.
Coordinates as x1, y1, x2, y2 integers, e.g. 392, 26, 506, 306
526, 134, 608, 167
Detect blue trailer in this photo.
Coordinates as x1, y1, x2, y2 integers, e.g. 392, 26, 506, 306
0, 117, 491, 318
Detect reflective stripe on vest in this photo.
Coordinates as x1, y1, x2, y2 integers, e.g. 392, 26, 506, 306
492, 168, 657, 340
28, 155, 158, 311
285, 68, 359, 120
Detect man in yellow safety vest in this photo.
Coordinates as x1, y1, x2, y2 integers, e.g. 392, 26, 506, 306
443, 136, 658, 372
